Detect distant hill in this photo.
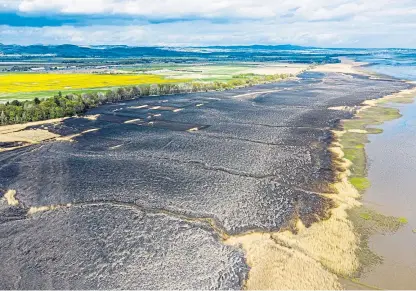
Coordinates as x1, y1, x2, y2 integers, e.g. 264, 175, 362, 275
0, 44, 342, 64
0, 44, 317, 57
203, 44, 316, 50
0, 44, 185, 58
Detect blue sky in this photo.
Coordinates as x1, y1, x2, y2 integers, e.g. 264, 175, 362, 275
0, 0, 416, 47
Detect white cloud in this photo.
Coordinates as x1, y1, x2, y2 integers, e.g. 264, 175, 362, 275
1, 16, 416, 48
0, 0, 415, 47
10, 0, 414, 21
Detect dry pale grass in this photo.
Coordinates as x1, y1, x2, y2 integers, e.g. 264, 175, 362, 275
0, 118, 64, 152
312, 58, 368, 75
0, 117, 101, 151
347, 129, 368, 134
242, 64, 309, 76
3, 189, 19, 206
233, 90, 282, 100
225, 141, 361, 290
376, 87, 416, 104
55, 128, 99, 141
109, 144, 123, 150
272, 144, 361, 277
124, 118, 142, 124
27, 204, 71, 215
328, 105, 357, 113
0, 129, 59, 144
225, 233, 341, 290
83, 114, 100, 120
129, 105, 149, 109
0, 118, 65, 134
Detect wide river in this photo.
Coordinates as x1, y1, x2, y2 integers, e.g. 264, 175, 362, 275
359, 100, 416, 289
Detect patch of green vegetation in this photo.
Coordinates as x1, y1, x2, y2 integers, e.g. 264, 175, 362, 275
348, 206, 407, 276
344, 147, 366, 177
364, 106, 402, 122
340, 131, 368, 148
343, 106, 401, 132
349, 177, 371, 192
412, 229, 416, 234
351, 207, 406, 237
348, 277, 382, 290
378, 95, 416, 104
359, 212, 372, 220
342, 119, 368, 131
340, 104, 403, 194
397, 217, 408, 224
366, 127, 383, 134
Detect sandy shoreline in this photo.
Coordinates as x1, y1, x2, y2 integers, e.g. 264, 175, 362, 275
311, 58, 369, 75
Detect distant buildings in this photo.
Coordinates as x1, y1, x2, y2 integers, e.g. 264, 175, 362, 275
30, 67, 46, 71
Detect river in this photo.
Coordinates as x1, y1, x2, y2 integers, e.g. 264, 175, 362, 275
359, 99, 416, 289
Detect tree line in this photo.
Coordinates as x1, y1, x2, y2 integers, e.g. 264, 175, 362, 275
0, 73, 291, 125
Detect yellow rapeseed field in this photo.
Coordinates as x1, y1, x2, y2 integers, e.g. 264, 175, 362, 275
0, 73, 183, 94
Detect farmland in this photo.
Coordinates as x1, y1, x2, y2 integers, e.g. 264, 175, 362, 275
0, 73, 188, 101
0, 63, 309, 101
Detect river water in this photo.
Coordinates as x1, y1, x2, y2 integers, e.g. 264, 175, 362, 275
359, 100, 416, 289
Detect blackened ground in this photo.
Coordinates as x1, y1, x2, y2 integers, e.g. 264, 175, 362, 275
0, 72, 412, 289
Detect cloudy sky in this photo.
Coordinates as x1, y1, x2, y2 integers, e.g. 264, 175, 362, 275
0, 0, 416, 47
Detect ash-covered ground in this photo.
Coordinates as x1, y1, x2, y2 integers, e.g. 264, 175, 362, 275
0, 72, 411, 289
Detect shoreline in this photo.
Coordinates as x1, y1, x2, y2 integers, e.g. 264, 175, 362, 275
358, 100, 416, 289
334, 86, 416, 288
341, 86, 416, 289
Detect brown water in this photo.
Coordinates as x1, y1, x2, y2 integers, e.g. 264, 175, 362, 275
359, 100, 416, 289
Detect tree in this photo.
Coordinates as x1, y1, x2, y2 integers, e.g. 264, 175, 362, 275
131, 86, 140, 97
0, 111, 7, 125
10, 100, 21, 106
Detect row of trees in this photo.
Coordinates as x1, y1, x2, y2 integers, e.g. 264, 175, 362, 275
0, 73, 291, 125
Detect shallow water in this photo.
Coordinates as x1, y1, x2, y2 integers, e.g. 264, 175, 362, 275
360, 100, 416, 289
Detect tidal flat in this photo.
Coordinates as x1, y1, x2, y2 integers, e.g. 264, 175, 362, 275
0, 70, 413, 289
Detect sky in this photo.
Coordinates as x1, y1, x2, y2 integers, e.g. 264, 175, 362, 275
0, 0, 416, 48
